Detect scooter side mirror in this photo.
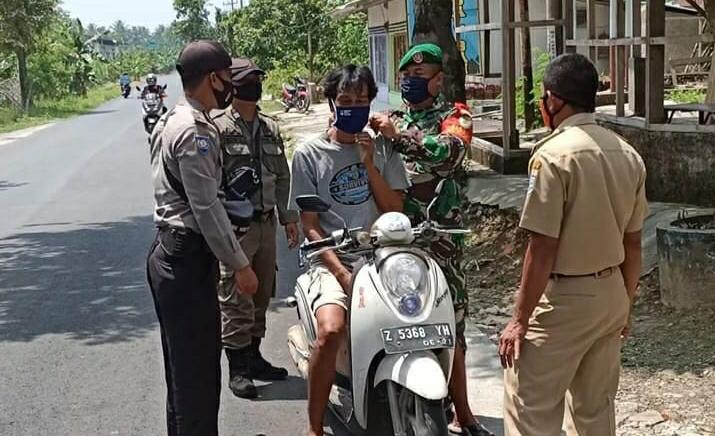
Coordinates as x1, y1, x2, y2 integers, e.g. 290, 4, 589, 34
296, 195, 331, 213
162, 84, 167, 90
136, 86, 141, 91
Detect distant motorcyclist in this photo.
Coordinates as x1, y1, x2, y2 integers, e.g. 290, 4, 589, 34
119, 73, 131, 97
119, 72, 130, 88
140, 73, 164, 98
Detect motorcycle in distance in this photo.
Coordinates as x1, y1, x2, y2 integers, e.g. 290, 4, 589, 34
121, 83, 131, 98
137, 84, 167, 134
280, 76, 310, 113
287, 182, 468, 436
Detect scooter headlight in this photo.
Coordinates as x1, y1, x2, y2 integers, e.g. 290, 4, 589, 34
379, 253, 429, 316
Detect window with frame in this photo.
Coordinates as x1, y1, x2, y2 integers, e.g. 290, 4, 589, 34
392, 33, 408, 90
369, 34, 388, 85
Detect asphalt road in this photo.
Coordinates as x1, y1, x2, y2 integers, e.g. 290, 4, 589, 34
0, 74, 326, 436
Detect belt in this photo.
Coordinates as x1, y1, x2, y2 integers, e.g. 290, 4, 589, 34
551, 266, 616, 280
252, 208, 274, 222
157, 226, 210, 254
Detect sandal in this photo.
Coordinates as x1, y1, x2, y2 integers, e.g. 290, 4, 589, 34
448, 421, 495, 436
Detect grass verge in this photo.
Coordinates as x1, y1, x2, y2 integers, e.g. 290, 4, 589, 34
0, 83, 118, 134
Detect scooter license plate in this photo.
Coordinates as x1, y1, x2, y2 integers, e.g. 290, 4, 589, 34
381, 323, 454, 354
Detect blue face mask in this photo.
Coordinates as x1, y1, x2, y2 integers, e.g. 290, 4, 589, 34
400, 75, 435, 104
332, 103, 370, 135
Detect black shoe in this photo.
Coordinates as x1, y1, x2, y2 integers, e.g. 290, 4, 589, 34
462, 423, 495, 436
249, 337, 288, 381
226, 347, 258, 399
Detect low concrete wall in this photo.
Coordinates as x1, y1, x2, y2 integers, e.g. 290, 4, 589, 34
598, 121, 715, 207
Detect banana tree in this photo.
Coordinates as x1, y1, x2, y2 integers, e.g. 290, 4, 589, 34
67, 19, 107, 96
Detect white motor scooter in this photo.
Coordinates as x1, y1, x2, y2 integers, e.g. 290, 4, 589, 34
287, 188, 467, 435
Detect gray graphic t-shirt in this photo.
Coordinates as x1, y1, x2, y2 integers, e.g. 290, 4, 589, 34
289, 133, 410, 236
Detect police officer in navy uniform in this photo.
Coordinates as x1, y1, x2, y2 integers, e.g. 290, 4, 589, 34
147, 40, 259, 436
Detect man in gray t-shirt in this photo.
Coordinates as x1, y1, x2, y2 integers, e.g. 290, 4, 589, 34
290, 133, 409, 236
290, 65, 409, 436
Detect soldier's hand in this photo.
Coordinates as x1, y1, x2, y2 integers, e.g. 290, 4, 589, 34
498, 319, 528, 369
235, 266, 258, 295
355, 132, 375, 167
285, 223, 299, 249
369, 113, 398, 139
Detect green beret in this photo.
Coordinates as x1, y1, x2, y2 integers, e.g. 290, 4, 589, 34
398, 43, 443, 71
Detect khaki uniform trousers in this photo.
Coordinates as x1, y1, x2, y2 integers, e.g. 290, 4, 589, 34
504, 269, 630, 436
218, 214, 276, 350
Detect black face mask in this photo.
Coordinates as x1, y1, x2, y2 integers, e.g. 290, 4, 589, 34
212, 74, 233, 110
234, 81, 262, 102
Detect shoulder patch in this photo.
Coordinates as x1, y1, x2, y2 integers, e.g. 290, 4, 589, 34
195, 135, 213, 156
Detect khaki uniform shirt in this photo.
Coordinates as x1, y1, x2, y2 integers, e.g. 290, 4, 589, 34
212, 109, 298, 225
520, 113, 649, 275
149, 97, 249, 271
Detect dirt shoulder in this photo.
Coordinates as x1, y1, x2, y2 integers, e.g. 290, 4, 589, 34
463, 203, 715, 436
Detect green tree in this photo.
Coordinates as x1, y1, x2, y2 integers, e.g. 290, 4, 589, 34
26, 12, 74, 99
0, 0, 60, 110
173, 0, 214, 42
67, 19, 106, 96
218, 0, 367, 89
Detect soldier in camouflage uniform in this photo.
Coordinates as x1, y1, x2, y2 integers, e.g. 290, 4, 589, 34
370, 43, 493, 436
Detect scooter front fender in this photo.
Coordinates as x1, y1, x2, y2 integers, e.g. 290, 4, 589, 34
373, 351, 448, 400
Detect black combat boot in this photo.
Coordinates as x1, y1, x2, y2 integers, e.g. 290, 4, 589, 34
226, 347, 257, 399
249, 337, 288, 381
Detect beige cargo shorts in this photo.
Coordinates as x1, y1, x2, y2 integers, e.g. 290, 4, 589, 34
306, 265, 349, 314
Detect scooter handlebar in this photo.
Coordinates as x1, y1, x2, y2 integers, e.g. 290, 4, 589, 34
302, 236, 335, 251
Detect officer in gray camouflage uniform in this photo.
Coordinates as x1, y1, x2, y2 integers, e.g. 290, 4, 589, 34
212, 57, 299, 399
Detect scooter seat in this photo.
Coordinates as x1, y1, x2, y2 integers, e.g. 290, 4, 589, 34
284, 84, 297, 93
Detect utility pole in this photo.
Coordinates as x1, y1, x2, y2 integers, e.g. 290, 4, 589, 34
519, 0, 535, 130
307, 28, 313, 81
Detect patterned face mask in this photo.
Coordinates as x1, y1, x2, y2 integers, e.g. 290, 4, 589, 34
400, 75, 436, 104
331, 101, 370, 135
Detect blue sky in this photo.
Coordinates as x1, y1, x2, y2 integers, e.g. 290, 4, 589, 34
60, 0, 188, 30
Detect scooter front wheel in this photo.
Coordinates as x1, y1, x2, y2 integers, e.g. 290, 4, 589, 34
385, 381, 449, 436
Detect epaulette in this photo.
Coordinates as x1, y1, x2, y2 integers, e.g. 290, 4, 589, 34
210, 109, 229, 121
529, 127, 565, 155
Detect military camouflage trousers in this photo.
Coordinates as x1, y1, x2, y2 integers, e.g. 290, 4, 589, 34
421, 234, 468, 350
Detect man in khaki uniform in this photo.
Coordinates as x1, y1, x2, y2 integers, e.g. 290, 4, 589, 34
212, 57, 299, 399
498, 53, 648, 436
